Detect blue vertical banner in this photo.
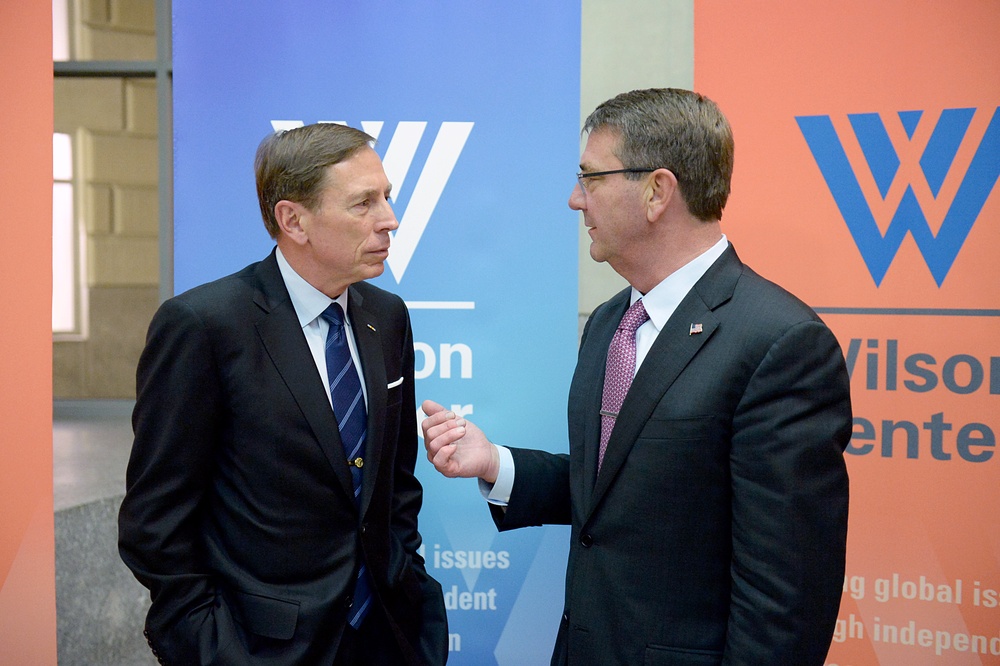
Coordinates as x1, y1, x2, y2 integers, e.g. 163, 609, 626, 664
174, 3, 580, 664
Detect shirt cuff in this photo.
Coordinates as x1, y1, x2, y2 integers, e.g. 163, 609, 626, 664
478, 444, 514, 506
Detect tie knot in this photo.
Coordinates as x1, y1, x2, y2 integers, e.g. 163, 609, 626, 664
320, 302, 346, 329
619, 299, 649, 333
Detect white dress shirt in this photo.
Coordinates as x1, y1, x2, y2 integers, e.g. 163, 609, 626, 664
483, 235, 730, 504
276, 247, 369, 409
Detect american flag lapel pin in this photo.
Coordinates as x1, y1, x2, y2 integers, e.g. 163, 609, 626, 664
689, 323, 703, 335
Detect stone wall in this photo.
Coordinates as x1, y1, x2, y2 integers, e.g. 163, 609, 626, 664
53, 0, 160, 399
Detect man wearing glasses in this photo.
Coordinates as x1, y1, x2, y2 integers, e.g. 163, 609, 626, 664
422, 88, 851, 665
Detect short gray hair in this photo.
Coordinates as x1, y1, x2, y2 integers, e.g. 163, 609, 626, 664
584, 88, 734, 221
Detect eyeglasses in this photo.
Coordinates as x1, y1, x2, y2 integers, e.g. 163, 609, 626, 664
575, 168, 659, 192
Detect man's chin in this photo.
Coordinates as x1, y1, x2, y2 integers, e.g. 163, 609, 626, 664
362, 263, 386, 280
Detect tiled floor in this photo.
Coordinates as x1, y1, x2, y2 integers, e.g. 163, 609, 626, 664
53, 400, 156, 666
53, 400, 134, 511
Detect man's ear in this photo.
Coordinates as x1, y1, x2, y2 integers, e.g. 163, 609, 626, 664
274, 200, 309, 245
645, 168, 679, 222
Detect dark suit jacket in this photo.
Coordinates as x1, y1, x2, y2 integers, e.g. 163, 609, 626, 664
119, 249, 447, 665
493, 245, 851, 666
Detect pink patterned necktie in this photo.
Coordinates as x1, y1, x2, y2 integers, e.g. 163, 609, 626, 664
598, 298, 649, 472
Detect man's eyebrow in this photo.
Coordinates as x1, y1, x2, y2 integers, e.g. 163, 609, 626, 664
351, 185, 391, 201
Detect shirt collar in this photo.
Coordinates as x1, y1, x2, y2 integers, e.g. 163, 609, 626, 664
631, 234, 729, 331
275, 247, 349, 328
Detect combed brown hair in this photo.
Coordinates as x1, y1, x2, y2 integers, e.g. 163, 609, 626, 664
254, 123, 375, 238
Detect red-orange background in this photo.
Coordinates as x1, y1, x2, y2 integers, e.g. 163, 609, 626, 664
0, 2, 58, 663
696, 2, 999, 664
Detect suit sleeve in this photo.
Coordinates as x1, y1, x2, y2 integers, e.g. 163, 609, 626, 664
489, 448, 572, 530
724, 319, 851, 665
118, 298, 243, 664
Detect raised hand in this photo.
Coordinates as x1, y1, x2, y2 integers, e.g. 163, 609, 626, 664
421, 399, 500, 483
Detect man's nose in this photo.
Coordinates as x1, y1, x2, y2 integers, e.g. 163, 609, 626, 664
568, 182, 586, 211
379, 199, 399, 231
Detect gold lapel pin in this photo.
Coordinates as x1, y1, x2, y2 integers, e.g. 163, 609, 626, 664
367, 323, 376, 332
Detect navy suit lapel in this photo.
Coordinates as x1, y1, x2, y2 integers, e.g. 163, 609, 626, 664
588, 245, 743, 513
348, 286, 387, 517
251, 251, 356, 502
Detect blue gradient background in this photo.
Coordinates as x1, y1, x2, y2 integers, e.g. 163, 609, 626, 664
174, 2, 580, 663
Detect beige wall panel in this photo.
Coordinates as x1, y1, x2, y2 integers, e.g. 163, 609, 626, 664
109, 0, 157, 32
54, 79, 123, 133
88, 235, 159, 287
55, 0, 161, 400
84, 287, 159, 398
87, 134, 157, 186
80, 27, 156, 61
85, 184, 113, 235
53, 341, 86, 398
578, 0, 694, 315
114, 185, 159, 236
78, 0, 110, 25
125, 79, 158, 135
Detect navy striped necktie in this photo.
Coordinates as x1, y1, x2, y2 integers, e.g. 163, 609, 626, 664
320, 302, 373, 629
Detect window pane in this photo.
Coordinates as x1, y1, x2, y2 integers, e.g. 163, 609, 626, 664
53, 0, 69, 61
54, 132, 72, 180
53, 182, 76, 332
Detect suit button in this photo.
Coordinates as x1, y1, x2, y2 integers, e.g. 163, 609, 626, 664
345, 595, 354, 609
580, 534, 593, 548
360, 524, 367, 534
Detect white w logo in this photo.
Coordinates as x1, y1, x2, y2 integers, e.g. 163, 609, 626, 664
270, 120, 474, 282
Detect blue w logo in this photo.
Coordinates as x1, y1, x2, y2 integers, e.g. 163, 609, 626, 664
797, 108, 1000, 286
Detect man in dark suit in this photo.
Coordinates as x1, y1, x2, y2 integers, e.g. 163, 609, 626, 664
119, 123, 448, 665
421, 88, 851, 665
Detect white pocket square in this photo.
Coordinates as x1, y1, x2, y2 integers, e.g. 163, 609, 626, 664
387, 376, 404, 389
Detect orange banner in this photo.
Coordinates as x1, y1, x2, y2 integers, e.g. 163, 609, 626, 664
0, 2, 57, 663
696, 2, 999, 664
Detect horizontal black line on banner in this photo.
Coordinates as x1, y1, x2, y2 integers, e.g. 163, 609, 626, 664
814, 307, 1000, 317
